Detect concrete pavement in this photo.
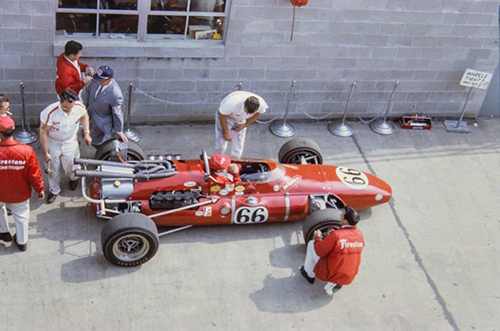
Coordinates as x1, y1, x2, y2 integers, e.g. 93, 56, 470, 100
0, 117, 499, 330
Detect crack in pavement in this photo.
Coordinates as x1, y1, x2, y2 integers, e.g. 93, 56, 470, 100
351, 135, 459, 331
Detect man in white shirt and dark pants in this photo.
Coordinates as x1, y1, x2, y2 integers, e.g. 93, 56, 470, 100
215, 91, 268, 159
40, 89, 92, 204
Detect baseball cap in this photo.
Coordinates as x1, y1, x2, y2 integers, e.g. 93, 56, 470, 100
209, 154, 231, 170
93, 65, 114, 82
0, 115, 15, 131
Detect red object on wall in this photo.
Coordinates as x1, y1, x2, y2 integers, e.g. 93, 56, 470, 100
290, 0, 308, 41
291, 0, 308, 6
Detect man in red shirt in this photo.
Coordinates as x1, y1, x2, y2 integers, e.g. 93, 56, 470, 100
55, 40, 94, 97
300, 206, 365, 295
0, 116, 45, 251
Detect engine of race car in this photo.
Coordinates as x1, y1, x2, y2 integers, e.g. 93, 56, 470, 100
149, 190, 201, 210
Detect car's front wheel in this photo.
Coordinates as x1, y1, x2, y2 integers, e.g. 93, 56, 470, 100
101, 213, 159, 267
302, 209, 342, 243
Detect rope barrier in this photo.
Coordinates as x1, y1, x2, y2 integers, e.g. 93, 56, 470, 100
293, 93, 338, 120
132, 86, 227, 106
125, 81, 404, 125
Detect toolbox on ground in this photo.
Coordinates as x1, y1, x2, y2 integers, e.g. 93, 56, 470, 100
400, 114, 432, 130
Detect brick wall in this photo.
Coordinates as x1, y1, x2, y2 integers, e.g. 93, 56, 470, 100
0, 0, 498, 124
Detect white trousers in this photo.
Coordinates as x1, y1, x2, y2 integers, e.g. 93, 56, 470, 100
214, 113, 246, 159
304, 240, 321, 278
304, 240, 338, 295
48, 138, 80, 195
0, 200, 30, 245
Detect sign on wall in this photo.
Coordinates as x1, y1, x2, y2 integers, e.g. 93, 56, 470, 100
460, 69, 493, 90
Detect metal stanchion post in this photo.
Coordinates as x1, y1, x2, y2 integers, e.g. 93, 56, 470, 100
370, 81, 399, 135
443, 87, 472, 133
13, 82, 38, 144
328, 81, 356, 137
270, 80, 296, 138
124, 83, 141, 142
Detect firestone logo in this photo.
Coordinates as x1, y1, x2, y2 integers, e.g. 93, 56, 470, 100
0, 160, 26, 165
340, 239, 364, 249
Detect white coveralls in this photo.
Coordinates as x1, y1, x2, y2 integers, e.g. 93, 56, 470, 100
215, 91, 268, 159
0, 201, 30, 245
40, 101, 87, 195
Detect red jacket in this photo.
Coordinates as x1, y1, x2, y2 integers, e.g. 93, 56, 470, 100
55, 53, 89, 96
0, 140, 44, 203
313, 226, 365, 285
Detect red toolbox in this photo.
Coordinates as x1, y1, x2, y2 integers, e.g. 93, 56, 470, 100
400, 114, 432, 130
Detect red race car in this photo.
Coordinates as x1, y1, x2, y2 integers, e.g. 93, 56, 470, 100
75, 138, 392, 267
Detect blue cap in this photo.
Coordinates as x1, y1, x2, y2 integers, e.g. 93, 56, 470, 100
93, 65, 114, 82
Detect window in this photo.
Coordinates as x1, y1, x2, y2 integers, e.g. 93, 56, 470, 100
55, 0, 228, 42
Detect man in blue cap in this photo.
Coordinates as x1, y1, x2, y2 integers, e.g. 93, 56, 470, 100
83, 65, 128, 148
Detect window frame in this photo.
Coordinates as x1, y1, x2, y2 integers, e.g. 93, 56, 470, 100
55, 0, 230, 42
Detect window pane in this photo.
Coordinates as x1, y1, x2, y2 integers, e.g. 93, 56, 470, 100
58, 0, 97, 9
113, 0, 138, 10
187, 16, 224, 38
148, 15, 186, 35
58, 0, 137, 10
56, 13, 96, 34
190, 0, 225, 13
101, 14, 138, 35
150, 0, 188, 11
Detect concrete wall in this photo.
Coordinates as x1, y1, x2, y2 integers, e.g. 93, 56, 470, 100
0, 0, 499, 124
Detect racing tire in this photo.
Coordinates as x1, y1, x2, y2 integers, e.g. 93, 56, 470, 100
278, 138, 323, 165
101, 213, 159, 267
94, 138, 146, 161
302, 209, 342, 243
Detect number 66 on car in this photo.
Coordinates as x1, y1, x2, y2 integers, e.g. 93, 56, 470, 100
74, 138, 392, 267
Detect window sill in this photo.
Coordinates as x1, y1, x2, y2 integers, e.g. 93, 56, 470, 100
53, 39, 225, 58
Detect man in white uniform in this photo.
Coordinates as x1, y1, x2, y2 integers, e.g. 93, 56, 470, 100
215, 91, 268, 159
40, 89, 92, 204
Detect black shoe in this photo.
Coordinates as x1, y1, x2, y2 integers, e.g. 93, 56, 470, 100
69, 179, 79, 191
300, 266, 315, 284
13, 234, 27, 252
7, 208, 12, 216
47, 192, 58, 204
0, 232, 13, 242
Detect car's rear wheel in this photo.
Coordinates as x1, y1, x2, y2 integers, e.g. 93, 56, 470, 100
101, 213, 159, 267
278, 138, 323, 165
95, 138, 146, 161
302, 209, 342, 243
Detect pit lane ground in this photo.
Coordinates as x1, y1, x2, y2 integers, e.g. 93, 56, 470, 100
0, 117, 499, 331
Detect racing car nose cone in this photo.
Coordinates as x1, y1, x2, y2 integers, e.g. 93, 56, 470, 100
377, 180, 392, 203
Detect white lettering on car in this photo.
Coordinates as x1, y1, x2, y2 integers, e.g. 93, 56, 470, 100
234, 206, 269, 224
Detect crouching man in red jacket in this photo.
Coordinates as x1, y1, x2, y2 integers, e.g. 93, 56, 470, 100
300, 206, 365, 295
0, 116, 45, 251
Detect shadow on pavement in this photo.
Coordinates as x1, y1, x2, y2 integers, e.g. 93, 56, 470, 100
60, 255, 140, 283
157, 221, 302, 246
250, 244, 336, 313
